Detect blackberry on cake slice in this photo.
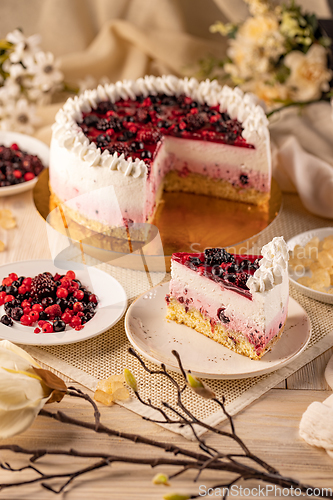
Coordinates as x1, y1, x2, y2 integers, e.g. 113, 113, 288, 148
165, 237, 289, 360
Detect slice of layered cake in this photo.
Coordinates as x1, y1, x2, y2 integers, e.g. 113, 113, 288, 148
166, 237, 289, 360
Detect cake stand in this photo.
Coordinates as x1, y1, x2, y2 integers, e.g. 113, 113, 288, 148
33, 169, 282, 272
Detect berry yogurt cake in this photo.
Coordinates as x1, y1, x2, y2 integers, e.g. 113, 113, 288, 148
166, 237, 289, 360
49, 76, 271, 238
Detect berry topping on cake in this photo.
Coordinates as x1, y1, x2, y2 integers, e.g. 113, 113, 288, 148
77, 93, 254, 165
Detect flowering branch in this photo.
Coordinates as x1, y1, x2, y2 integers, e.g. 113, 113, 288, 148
0, 346, 331, 498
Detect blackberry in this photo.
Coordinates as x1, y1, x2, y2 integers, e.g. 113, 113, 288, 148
204, 248, 235, 266
31, 274, 56, 301
96, 101, 115, 114
1, 314, 13, 327
236, 275, 249, 290
96, 119, 110, 131
185, 113, 206, 131
240, 259, 252, 270
225, 274, 237, 283
136, 109, 151, 123
83, 115, 99, 127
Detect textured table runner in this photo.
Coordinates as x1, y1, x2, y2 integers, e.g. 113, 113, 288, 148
22, 194, 333, 439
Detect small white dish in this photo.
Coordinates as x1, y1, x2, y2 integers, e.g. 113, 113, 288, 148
287, 227, 333, 304
0, 259, 127, 346
125, 283, 311, 379
0, 131, 49, 197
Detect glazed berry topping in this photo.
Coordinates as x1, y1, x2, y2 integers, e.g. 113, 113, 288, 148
0, 144, 44, 188
217, 308, 230, 324
0, 270, 98, 332
77, 93, 253, 164
172, 250, 262, 299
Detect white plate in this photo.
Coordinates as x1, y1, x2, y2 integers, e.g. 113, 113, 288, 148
0, 260, 127, 345
0, 131, 49, 196
287, 227, 333, 304
125, 283, 311, 379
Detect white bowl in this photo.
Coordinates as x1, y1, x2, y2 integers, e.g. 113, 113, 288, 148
287, 227, 333, 304
0, 131, 49, 196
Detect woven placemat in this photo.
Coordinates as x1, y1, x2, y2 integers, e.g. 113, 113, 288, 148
25, 194, 333, 439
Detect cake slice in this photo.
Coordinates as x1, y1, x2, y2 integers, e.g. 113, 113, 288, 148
166, 237, 289, 360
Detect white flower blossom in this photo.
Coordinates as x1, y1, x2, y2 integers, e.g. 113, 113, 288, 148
6, 29, 41, 66
284, 44, 333, 101
30, 51, 63, 93
0, 98, 40, 134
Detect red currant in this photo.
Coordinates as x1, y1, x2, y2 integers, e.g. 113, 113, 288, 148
73, 302, 83, 313
22, 277, 32, 289
56, 287, 68, 299
13, 170, 22, 179
74, 289, 84, 301
4, 295, 14, 303
24, 172, 35, 182
61, 312, 72, 324
38, 320, 47, 328
21, 314, 32, 326
21, 299, 31, 309
42, 323, 53, 333
71, 281, 79, 290
70, 316, 82, 328
2, 277, 13, 286
32, 304, 43, 312
11, 143, 19, 151
60, 278, 71, 289
29, 311, 39, 322
9, 273, 18, 281
23, 306, 31, 315
18, 285, 27, 294
89, 294, 98, 304
66, 270, 76, 280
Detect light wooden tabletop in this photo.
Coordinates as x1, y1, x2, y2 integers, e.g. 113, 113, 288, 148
0, 189, 332, 498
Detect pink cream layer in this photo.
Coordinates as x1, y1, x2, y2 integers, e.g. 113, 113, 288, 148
169, 280, 287, 356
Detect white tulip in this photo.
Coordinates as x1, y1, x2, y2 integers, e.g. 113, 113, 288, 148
0, 340, 53, 439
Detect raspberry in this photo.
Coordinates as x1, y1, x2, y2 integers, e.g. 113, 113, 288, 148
137, 129, 161, 144
45, 304, 62, 318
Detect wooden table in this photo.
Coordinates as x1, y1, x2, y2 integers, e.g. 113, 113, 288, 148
0, 190, 332, 498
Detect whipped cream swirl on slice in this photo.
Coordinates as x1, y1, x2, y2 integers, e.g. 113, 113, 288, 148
247, 237, 289, 293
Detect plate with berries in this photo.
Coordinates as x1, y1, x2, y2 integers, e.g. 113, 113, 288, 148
0, 260, 127, 345
0, 131, 49, 196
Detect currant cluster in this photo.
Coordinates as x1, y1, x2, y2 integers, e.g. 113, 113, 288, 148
0, 270, 98, 333
0, 144, 44, 187
77, 93, 252, 165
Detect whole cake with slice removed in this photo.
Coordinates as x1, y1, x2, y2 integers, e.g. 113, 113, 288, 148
49, 76, 271, 238
166, 237, 289, 360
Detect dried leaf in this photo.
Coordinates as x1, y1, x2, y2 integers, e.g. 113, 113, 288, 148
187, 373, 215, 399
33, 367, 67, 392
